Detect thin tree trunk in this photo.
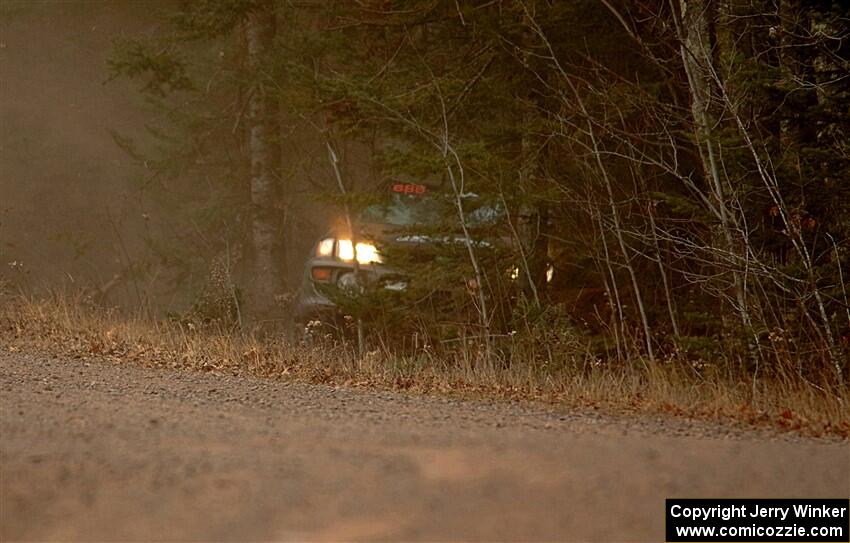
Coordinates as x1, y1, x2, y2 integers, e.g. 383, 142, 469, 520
596, 157, 655, 364
596, 209, 626, 362
672, 0, 757, 363
517, 109, 547, 306
570, 89, 655, 363
245, 1, 282, 317
647, 197, 680, 338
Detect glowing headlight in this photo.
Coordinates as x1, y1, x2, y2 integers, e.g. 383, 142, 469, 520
337, 239, 355, 261
316, 237, 335, 257
336, 239, 382, 265
354, 242, 381, 265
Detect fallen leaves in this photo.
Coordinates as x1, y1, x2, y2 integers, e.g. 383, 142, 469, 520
1, 294, 848, 439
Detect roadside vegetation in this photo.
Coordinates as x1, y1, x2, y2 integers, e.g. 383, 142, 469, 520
2, 2, 848, 437
103, 1, 848, 383
2, 290, 847, 438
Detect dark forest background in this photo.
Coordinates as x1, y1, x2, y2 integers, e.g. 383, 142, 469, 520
2, 0, 848, 383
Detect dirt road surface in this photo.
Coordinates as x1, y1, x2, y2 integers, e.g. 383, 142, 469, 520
1, 351, 847, 541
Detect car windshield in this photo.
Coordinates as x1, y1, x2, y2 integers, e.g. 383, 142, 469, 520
360, 193, 444, 226
359, 188, 503, 228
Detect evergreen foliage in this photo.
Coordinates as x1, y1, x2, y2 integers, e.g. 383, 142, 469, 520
110, 0, 849, 381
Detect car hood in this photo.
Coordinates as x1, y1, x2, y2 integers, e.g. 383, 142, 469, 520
356, 222, 500, 249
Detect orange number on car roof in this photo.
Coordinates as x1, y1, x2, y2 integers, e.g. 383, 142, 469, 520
392, 183, 426, 194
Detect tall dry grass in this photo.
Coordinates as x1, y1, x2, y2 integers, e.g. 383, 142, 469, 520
1, 291, 847, 437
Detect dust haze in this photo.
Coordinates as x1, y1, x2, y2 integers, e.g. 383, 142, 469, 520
0, 0, 343, 311
2, 2, 154, 298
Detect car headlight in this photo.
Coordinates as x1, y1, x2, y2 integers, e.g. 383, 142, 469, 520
316, 237, 335, 257
336, 239, 382, 265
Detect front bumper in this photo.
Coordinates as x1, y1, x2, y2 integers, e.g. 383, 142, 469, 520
293, 259, 405, 323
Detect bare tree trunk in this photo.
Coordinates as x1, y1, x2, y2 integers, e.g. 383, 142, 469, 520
516, 202, 544, 306
595, 155, 655, 364
326, 140, 366, 356
245, 1, 282, 318
595, 209, 626, 361
517, 110, 547, 306
672, 0, 757, 361
647, 196, 680, 338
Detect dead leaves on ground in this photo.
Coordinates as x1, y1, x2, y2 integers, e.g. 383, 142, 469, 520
1, 297, 848, 439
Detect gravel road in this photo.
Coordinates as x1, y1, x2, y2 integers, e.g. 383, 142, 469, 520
1, 351, 847, 542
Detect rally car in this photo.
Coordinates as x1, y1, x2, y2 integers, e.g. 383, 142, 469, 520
293, 182, 504, 326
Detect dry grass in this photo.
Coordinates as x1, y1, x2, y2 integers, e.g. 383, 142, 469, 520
2, 292, 847, 438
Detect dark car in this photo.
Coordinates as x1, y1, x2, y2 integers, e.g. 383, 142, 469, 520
293, 182, 504, 326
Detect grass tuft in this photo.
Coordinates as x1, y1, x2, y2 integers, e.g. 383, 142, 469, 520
2, 292, 847, 438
